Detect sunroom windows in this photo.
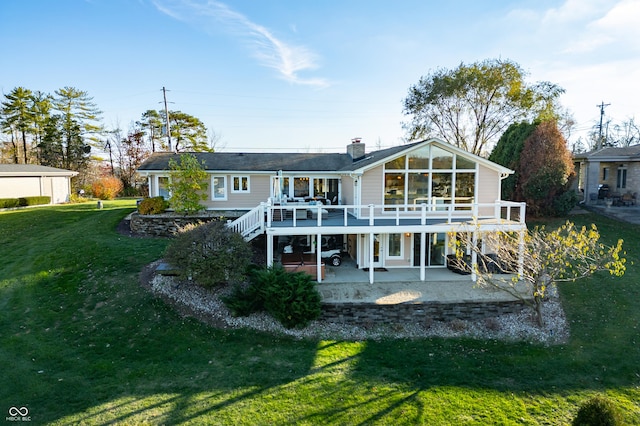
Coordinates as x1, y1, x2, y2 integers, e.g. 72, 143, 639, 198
384, 145, 476, 210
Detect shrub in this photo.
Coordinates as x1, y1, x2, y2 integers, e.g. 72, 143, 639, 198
92, 176, 124, 200
223, 265, 322, 329
0, 198, 20, 208
19, 196, 51, 206
553, 189, 579, 216
164, 221, 252, 288
572, 395, 622, 426
69, 192, 88, 203
138, 196, 170, 215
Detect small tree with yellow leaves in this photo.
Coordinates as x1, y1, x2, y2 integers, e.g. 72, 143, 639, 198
167, 153, 208, 214
449, 221, 626, 326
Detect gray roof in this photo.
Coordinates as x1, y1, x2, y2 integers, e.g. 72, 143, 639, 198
574, 144, 640, 161
138, 140, 426, 173
0, 164, 78, 176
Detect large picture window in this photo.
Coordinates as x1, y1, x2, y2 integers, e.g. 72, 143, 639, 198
384, 145, 476, 210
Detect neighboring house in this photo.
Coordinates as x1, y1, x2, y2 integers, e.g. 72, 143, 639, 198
0, 164, 78, 204
573, 144, 640, 205
138, 138, 526, 283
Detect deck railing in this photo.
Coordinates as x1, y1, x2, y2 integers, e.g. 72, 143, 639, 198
227, 203, 265, 239
265, 200, 526, 228
228, 200, 526, 238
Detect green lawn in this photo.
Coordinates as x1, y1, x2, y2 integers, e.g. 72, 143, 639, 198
1, 201, 638, 425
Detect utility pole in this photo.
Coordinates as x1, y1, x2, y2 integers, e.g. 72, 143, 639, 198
104, 140, 114, 175
162, 87, 172, 152
596, 101, 610, 149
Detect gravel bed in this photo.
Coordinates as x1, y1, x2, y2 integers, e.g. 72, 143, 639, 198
147, 269, 569, 345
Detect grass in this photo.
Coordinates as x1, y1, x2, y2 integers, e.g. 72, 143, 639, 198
0, 200, 639, 425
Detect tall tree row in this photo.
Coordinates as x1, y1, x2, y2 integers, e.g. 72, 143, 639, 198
1, 87, 217, 195
0, 86, 101, 170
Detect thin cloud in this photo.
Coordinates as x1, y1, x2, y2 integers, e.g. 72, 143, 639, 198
152, 0, 329, 88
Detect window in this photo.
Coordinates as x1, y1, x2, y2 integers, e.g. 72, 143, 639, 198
158, 176, 170, 198
384, 173, 405, 205
383, 144, 477, 209
617, 168, 627, 189
388, 234, 402, 257
407, 173, 429, 205
431, 146, 453, 169
212, 176, 227, 200
602, 167, 609, 181
232, 176, 250, 193
294, 177, 310, 197
408, 147, 430, 169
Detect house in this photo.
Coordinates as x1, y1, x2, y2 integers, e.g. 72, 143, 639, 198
574, 144, 640, 205
0, 164, 78, 204
137, 138, 526, 283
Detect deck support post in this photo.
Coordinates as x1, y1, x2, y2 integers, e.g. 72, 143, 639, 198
420, 232, 426, 281
471, 230, 478, 282
317, 232, 322, 282
369, 232, 375, 284
266, 233, 274, 267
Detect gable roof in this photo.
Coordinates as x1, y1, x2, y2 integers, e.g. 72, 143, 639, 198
137, 138, 513, 175
343, 139, 514, 175
0, 164, 78, 177
574, 144, 640, 162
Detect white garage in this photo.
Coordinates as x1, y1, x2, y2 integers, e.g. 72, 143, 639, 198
0, 164, 78, 204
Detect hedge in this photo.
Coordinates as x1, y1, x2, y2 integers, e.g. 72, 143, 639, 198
0, 196, 51, 208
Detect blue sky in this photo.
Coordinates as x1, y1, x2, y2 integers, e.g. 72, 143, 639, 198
1, 0, 638, 153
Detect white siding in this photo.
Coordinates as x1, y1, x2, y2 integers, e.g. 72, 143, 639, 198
0, 177, 41, 198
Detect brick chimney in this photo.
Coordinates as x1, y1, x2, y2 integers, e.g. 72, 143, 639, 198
347, 137, 365, 161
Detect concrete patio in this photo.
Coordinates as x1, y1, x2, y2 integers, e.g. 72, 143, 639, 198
317, 259, 529, 305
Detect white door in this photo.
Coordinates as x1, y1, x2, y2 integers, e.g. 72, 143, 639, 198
367, 233, 383, 268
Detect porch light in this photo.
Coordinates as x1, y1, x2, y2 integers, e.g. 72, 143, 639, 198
405, 232, 411, 238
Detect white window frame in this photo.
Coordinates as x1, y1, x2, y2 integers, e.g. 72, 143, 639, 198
387, 233, 404, 259
212, 175, 227, 201
157, 175, 171, 199
232, 176, 250, 193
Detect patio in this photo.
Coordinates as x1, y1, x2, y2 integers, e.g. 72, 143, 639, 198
317, 258, 530, 305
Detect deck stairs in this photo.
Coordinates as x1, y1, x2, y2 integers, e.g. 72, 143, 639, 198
227, 204, 265, 241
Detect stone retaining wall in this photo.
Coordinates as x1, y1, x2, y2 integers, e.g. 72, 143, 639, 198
321, 300, 527, 325
130, 212, 241, 237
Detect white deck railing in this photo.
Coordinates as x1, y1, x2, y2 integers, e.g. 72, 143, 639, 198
266, 200, 526, 228
228, 200, 526, 237
227, 203, 265, 239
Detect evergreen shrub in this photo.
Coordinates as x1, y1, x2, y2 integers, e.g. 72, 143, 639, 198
19, 196, 51, 206
572, 395, 622, 426
223, 265, 322, 329
0, 198, 20, 208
